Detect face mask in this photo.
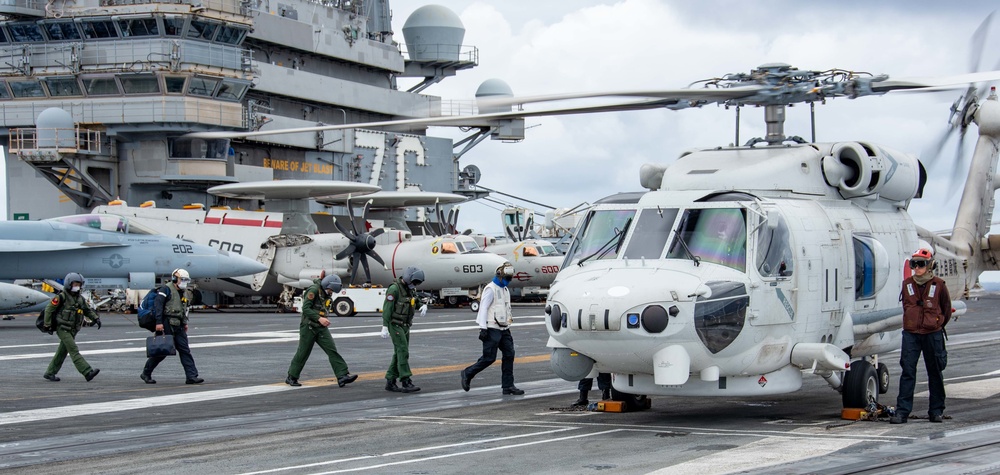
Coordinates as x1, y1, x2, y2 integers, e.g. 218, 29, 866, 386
177, 281, 188, 290
70, 285, 81, 293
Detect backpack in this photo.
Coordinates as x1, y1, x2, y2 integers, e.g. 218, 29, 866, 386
137, 287, 169, 332
36, 296, 61, 334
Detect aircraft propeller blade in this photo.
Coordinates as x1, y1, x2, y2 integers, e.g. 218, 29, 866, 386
366, 248, 386, 268
334, 219, 356, 240
335, 244, 357, 261
370, 227, 386, 238
348, 256, 359, 286
358, 253, 372, 284
345, 196, 359, 236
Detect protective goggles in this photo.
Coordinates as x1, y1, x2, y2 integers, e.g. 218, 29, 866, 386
909, 260, 929, 269
410, 279, 423, 286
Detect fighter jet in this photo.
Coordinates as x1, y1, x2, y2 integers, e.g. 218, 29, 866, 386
0, 214, 268, 289
0, 282, 50, 314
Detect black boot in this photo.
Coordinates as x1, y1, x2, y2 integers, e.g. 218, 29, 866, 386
285, 376, 301, 387
400, 378, 421, 393
140, 373, 157, 384
337, 373, 357, 387
85, 368, 100, 382
385, 379, 401, 392
602, 388, 611, 400
572, 390, 589, 407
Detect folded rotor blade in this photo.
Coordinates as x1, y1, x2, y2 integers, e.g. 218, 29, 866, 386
476, 85, 766, 109
872, 70, 1000, 93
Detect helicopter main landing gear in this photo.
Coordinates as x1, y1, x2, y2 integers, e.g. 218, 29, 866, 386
842, 359, 881, 408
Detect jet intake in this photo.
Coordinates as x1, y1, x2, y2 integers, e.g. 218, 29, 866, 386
821, 142, 921, 201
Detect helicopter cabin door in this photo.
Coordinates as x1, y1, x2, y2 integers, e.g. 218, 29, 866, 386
748, 207, 796, 326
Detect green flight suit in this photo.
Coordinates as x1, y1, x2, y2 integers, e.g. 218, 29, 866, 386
287, 279, 350, 380
382, 278, 416, 381
43, 291, 99, 377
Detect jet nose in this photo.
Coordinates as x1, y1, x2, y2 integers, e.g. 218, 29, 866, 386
215, 250, 269, 277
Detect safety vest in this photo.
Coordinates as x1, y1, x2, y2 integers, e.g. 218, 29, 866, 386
52, 292, 92, 330
388, 279, 416, 327
163, 282, 188, 326
485, 281, 512, 330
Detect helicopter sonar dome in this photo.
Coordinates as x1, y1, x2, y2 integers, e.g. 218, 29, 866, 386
402, 5, 465, 62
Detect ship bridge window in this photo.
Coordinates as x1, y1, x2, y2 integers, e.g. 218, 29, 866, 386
756, 210, 794, 278
8, 80, 45, 98
623, 207, 679, 259
0, 27, 7, 43
120, 74, 160, 94
163, 16, 184, 36
187, 20, 219, 41
78, 19, 119, 39
216, 80, 250, 101
0, 81, 11, 100
187, 77, 220, 97
667, 208, 747, 272
117, 17, 159, 37
215, 25, 247, 45
43, 77, 83, 97
8, 22, 44, 42
563, 209, 636, 266
83, 77, 121, 96
42, 21, 82, 41
164, 76, 187, 94
169, 137, 231, 159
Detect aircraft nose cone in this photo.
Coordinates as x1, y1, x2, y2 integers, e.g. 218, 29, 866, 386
215, 250, 269, 277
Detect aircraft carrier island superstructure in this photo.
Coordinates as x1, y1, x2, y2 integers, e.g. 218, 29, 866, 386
0, 0, 523, 225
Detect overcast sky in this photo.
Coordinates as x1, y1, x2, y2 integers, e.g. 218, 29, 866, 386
389, 1, 1000, 243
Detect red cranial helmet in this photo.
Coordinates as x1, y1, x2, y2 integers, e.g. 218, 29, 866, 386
912, 248, 933, 261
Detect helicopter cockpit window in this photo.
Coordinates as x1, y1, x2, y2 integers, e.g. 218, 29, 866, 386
441, 242, 459, 254
755, 211, 793, 278
563, 209, 636, 266
666, 208, 747, 272
623, 208, 679, 259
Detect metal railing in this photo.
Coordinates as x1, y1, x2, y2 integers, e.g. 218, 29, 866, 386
9, 126, 103, 156
0, 97, 244, 128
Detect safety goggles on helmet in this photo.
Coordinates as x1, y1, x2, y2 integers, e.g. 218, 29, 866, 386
909, 260, 929, 269
410, 278, 423, 286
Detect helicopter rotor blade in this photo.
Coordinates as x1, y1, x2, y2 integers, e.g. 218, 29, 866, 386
969, 12, 994, 75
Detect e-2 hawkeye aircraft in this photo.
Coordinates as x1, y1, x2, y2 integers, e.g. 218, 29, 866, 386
0, 214, 267, 291
94, 182, 506, 311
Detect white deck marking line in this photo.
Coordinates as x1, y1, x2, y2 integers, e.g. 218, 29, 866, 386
649, 433, 861, 475
240, 427, 578, 475
0, 322, 545, 360
0, 384, 292, 426
307, 429, 623, 474
917, 376, 1000, 400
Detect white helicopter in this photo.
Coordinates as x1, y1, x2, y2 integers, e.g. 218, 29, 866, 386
182, 58, 1000, 408
93, 181, 506, 311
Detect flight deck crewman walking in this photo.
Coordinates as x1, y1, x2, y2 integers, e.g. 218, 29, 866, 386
381, 266, 427, 393
890, 248, 951, 424
285, 274, 358, 388
460, 261, 524, 395
142, 268, 203, 385
42, 272, 101, 382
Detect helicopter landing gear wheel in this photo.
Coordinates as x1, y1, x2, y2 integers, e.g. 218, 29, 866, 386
877, 362, 890, 394
331, 297, 355, 317
610, 387, 649, 412
470, 300, 479, 312
842, 360, 878, 408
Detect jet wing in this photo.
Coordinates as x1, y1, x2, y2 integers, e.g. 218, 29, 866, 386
0, 240, 127, 252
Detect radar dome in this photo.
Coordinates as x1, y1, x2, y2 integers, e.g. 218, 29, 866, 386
36, 107, 75, 148
402, 5, 465, 61
475, 79, 514, 114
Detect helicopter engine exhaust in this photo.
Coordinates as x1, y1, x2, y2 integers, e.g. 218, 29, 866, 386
821, 142, 921, 202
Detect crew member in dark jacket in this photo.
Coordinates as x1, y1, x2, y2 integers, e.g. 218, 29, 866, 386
142, 268, 203, 385
891, 248, 951, 424
42, 272, 101, 382
285, 274, 358, 388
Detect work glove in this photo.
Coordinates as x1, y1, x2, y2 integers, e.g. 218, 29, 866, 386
419, 305, 428, 317
478, 328, 489, 342
380, 326, 389, 339
94, 318, 102, 330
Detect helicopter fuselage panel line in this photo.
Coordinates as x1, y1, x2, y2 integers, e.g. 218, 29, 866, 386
544, 91, 1000, 406
0, 217, 268, 284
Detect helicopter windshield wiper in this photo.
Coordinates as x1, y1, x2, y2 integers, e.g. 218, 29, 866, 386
577, 218, 632, 267
673, 225, 701, 267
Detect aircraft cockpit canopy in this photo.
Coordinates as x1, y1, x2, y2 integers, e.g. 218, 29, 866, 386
439, 238, 481, 254
523, 242, 560, 257
47, 214, 158, 235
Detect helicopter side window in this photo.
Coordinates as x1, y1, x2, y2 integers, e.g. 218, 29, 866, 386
755, 211, 794, 278
562, 209, 636, 266
854, 237, 876, 299
666, 208, 747, 272
623, 208, 678, 259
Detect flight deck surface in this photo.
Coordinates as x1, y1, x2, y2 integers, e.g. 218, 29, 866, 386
3, 299, 1000, 474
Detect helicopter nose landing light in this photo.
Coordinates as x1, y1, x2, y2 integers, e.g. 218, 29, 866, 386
640, 305, 669, 333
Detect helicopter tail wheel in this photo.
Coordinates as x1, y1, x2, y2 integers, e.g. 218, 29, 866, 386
842, 360, 879, 408
877, 362, 890, 395
610, 387, 650, 412
331, 297, 355, 317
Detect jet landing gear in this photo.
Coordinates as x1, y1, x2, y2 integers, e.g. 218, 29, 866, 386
842, 359, 882, 408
